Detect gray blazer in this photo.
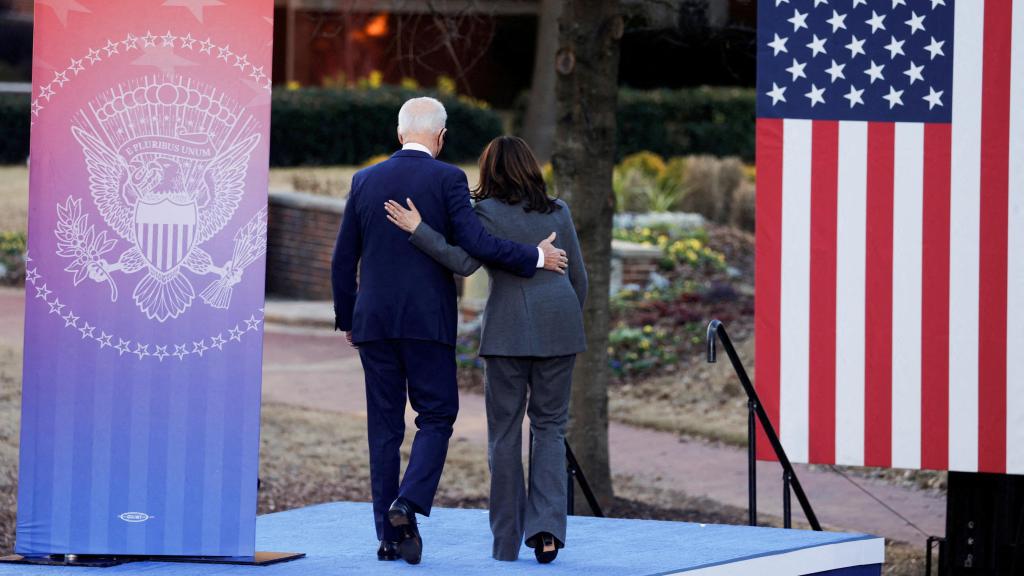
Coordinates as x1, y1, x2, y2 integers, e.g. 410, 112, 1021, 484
409, 197, 587, 358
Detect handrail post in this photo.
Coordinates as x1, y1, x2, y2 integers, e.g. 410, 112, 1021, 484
748, 399, 757, 527
566, 465, 575, 515
707, 320, 823, 531
783, 470, 792, 529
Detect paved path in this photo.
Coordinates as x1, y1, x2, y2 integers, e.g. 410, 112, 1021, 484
2, 289, 946, 546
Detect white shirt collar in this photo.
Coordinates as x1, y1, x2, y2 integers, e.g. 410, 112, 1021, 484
402, 142, 434, 157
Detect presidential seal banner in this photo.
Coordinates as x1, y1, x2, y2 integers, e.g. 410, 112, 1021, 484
17, 0, 273, 556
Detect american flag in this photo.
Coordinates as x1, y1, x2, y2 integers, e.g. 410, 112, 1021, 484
755, 0, 1023, 474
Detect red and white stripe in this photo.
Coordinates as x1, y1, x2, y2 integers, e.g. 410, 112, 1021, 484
756, 1, 1023, 474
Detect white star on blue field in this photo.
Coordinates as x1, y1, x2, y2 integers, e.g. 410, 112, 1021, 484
757, 0, 954, 122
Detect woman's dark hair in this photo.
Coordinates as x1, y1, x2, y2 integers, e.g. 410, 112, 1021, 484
472, 136, 561, 214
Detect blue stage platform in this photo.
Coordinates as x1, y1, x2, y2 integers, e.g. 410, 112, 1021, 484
1, 502, 884, 575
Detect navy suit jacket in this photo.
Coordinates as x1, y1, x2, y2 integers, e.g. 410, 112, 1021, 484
331, 149, 539, 346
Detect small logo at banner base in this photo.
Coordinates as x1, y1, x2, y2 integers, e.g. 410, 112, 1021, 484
118, 512, 153, 523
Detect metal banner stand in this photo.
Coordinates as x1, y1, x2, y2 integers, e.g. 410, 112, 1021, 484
0, 551, 305, 568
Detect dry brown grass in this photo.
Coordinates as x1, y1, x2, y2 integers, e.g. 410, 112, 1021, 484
0, 166, 29, 235
268, 164, 481, 199
0, 343, 22, 554
609, 338, 754, 446
609, 332, 948, 493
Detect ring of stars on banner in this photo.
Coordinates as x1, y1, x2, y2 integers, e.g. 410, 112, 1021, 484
28, 251, 266, 362
31, 29, 271, 127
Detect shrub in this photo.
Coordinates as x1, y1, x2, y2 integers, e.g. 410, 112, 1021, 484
617, 87, 755, 162
610, 152, 754, 231
0, 230, 26, 285
657, 155, 752, 231
268, 86, 502, 166
513, 86, 755, 161
0, 87, 502, 166
614, 152, 686, 213
0, 93, 29, 164
731, 180, 756, 231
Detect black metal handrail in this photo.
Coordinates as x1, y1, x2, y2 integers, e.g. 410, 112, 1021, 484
706, 319, 822, 531
565, 439, 605, 517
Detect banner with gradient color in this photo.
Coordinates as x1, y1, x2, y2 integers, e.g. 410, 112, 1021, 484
17, 0, 273, 557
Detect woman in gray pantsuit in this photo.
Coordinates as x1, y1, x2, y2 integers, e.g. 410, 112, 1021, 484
384, 136, 587, 564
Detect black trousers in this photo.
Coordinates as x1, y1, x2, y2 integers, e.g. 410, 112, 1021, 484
358, 339, 459, 542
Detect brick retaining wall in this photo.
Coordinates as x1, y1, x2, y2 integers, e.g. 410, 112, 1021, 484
266, 190, 344, 300
265, 190, 668, 301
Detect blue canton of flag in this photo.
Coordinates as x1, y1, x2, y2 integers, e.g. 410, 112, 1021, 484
757, 0, 955, 122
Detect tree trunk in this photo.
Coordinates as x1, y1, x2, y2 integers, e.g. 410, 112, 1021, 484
552, 0, 622, 512
520, 0, 561, 161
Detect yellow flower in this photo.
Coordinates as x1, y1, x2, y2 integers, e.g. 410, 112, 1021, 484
400, 77, 419, 90
643, 325, 654, 334
640, 340, 651, 350
642, 227, 652, 236
437, 75, 456, 95
657, 235, 669, 245
286, 80, 301, 91
368, 70, 383, 89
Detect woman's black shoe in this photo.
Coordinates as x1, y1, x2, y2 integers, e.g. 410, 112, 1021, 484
529, 532, 559, 564
377, 540, 400, 561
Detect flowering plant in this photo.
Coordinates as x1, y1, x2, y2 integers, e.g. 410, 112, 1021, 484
607, 323, 679, 377
613, 224, 726, 271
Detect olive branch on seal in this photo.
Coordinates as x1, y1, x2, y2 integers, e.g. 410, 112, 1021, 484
55, 196, 119, 301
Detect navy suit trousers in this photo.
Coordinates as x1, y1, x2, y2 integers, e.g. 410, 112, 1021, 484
358, 339, 459, 542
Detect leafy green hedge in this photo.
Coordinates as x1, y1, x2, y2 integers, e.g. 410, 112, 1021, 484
0, 86, 756, 165
270, 87, 502, 165
514, 86, 756, 162
617, 87, 755, 162
0, 93, 30, 164
0, 87, 502, 166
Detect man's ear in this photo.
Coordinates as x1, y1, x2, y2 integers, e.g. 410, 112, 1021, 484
397, 130, 404, 146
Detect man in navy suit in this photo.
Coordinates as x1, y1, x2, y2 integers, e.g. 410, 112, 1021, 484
332, 97, 567, 564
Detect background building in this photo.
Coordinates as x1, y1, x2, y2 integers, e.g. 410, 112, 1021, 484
2, 0, 756, 106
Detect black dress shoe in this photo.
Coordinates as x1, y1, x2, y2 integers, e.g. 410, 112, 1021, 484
528, 532, 559, 564
388, 498, 423, 565
377, 540, 400, 561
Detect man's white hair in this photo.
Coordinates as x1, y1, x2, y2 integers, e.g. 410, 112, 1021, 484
397, 97, 447, 136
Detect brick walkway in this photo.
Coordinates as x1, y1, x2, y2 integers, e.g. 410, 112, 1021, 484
2, 289, 946, 547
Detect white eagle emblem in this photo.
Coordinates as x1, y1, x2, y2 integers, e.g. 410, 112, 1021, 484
58, 76, 266, 322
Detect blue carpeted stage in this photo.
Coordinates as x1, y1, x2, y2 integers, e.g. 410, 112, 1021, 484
1, 502, 884, 575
